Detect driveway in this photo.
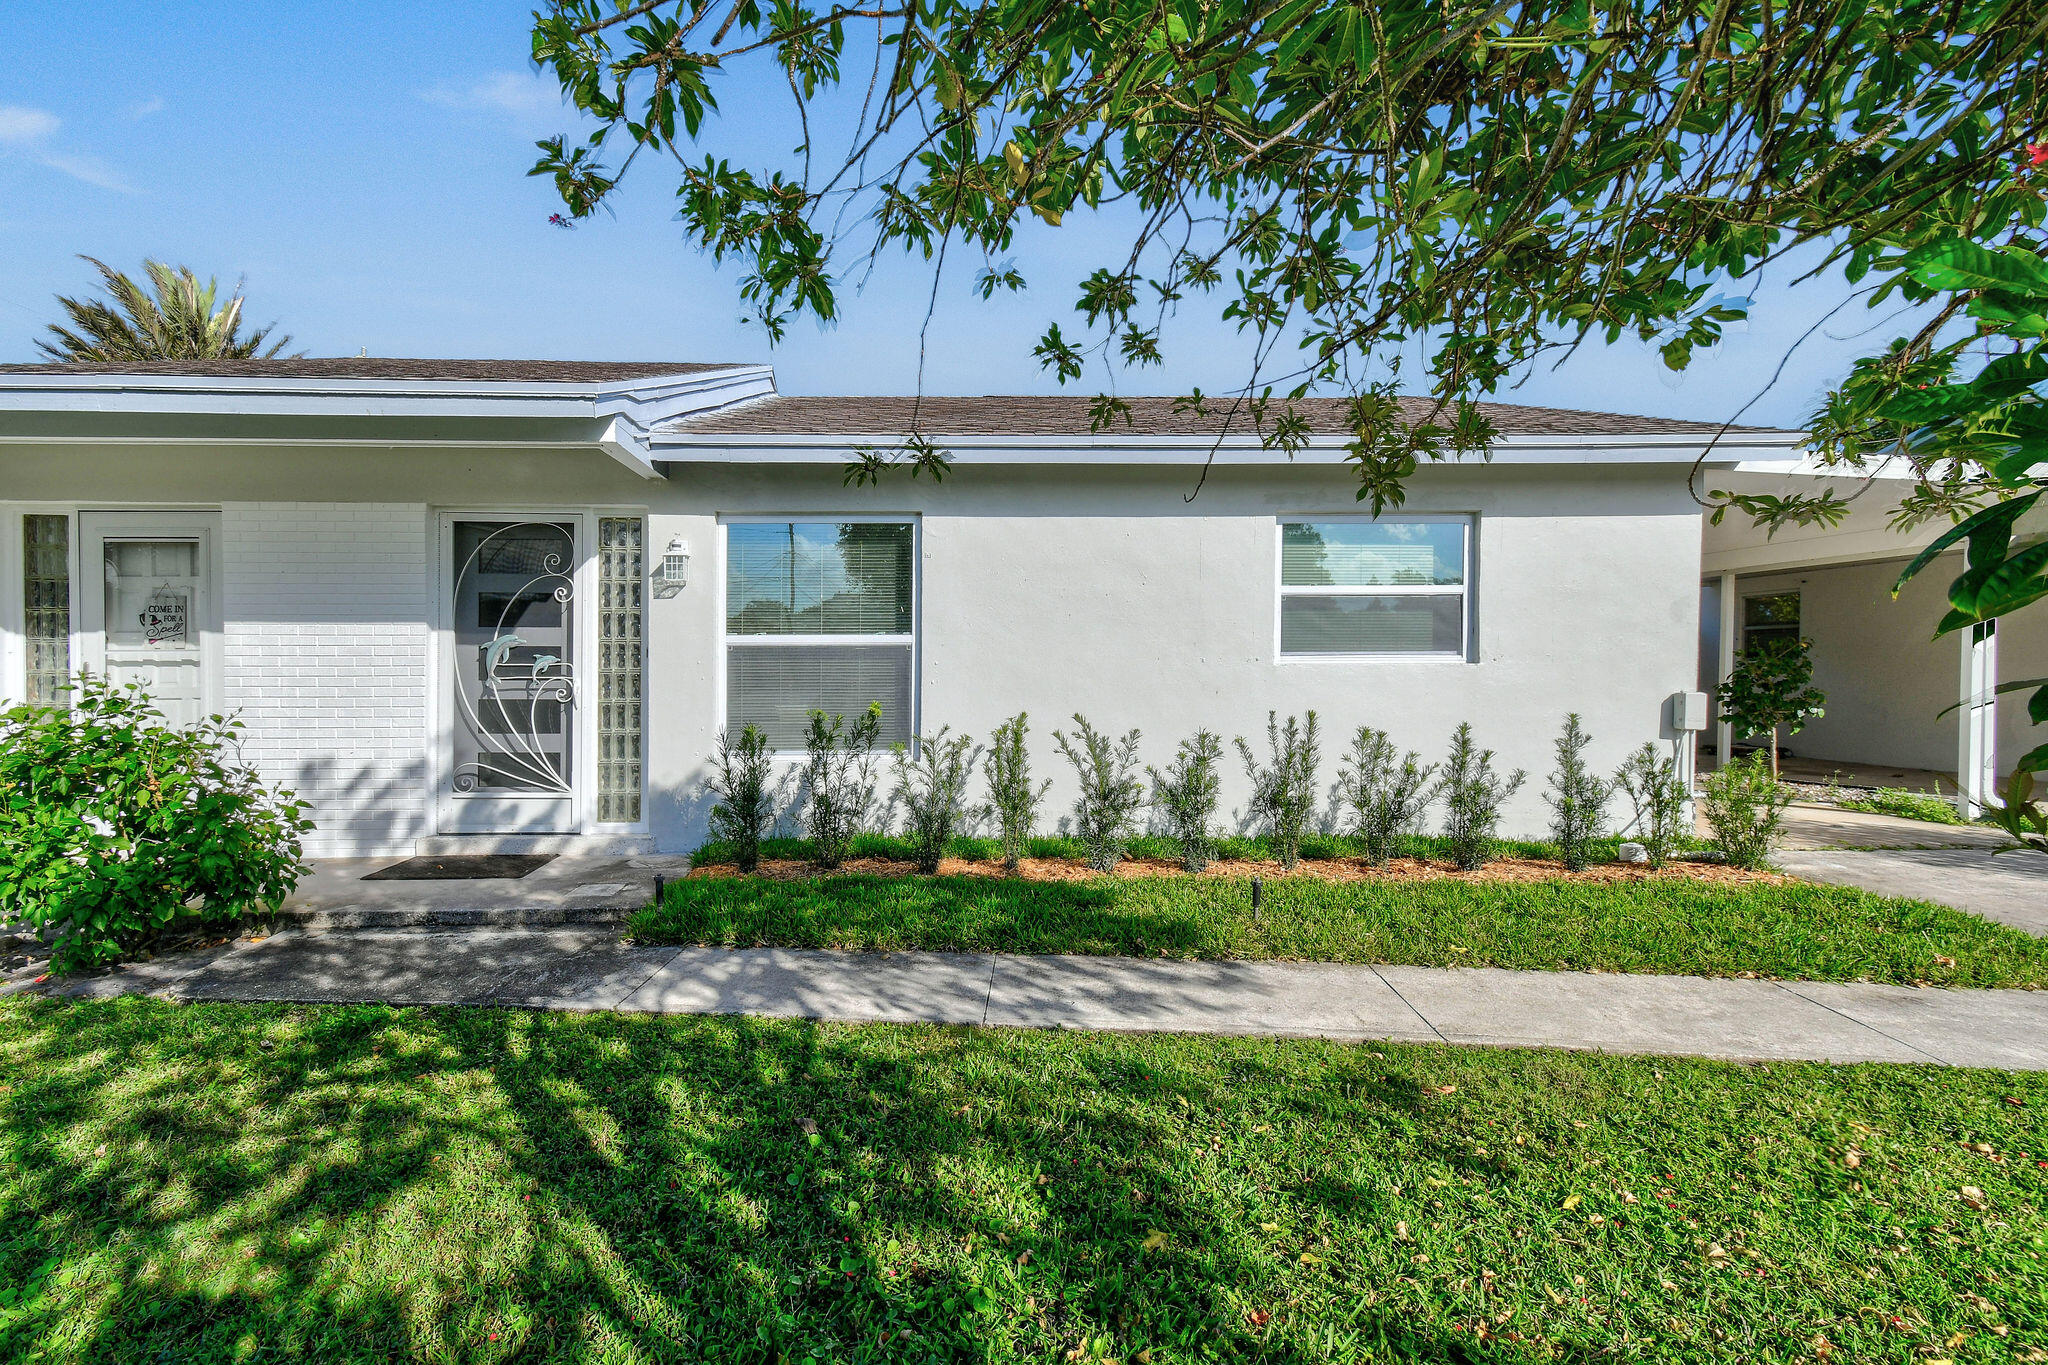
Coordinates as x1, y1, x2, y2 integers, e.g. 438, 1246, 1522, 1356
1777, 845, 2048, 936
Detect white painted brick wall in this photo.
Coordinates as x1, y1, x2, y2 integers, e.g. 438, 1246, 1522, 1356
220, 503, 430, 856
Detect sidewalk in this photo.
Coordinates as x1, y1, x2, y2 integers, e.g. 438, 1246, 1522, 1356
46, 926, 2048, 1072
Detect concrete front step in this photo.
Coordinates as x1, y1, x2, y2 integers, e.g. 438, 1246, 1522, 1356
271, 902, 638, 931
413, 834, 658, 856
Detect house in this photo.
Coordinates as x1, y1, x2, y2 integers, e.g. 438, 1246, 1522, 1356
0, 358, 1808, 857
1701, 463, 2048, 816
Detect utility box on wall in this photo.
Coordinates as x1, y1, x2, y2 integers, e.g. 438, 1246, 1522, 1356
1669, 690, 1710, 733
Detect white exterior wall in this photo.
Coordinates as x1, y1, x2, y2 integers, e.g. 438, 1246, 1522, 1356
220, 502, 432, 856
1735, 555, 2048, 775
5, 444, 1706, 854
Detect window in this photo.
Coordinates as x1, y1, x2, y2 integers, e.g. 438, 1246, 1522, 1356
1743, 591, 1800, 651
1277, 517, 1470, 657
724, 519, 915, 749
596, 517, 644, 823
23, 515, 70, 706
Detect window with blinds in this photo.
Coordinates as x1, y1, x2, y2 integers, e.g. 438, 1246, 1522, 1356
1277, 517, 1471, 657
724, 520, 915, 749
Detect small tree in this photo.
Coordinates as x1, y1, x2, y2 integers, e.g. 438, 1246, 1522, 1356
1699, 753, 1794, 870
1715, 637, 1826, 779
1544, 713, 1610, 871
893, 728, 980, 873
1439, 723, 1527, 872
707, 724, 774, 871
1335, 727, 1439, 868
802, 703, 883, 869
983, 712, 1051, 872
1150, 730, 1224, 873
1236, 711, 1321, 870
1053, 715, 1145, 872
0, 675, 310, 970
1613, 743, 1690, 869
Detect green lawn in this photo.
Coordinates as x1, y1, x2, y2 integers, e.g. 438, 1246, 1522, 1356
2, 997, 2044, 1363
633, 872, 2048, 989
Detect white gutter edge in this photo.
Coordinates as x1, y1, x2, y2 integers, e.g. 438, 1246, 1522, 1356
597, 417, 661, 480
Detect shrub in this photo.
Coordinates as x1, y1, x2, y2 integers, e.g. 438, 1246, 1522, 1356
984, 712, 1051, 872
1544, 713, 1611, 871
1149, 730, 1224, 873
1052, 715, 1145, 872
1613, 743, 1690, 868
1336, 727, 1439, 867
803, 704, 883, 869
1439, 723, 1527, 871
892, 728, 980, 873
707, 725, 774, 872
1236, 711, 1322, 871
0, 675, 310, 971
1700, 753, 1793, 869
1715, 637, 1825, 779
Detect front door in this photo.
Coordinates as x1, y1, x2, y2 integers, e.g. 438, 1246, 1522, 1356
438, 517, 584, 833
78, 512, 221, 726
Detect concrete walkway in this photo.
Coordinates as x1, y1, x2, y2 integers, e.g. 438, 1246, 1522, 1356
1779, 846, 2048, 936
46, 927, 2048, 1072
1775, 803, 2016, 851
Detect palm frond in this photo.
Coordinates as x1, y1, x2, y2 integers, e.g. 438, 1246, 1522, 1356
36, 255, 299, 361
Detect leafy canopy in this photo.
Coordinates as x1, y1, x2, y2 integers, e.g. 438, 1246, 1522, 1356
38, 256, 297, 362
532, 0, 2048, 508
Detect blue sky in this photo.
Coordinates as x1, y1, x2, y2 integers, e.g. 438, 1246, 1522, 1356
1, 1, 1909, 427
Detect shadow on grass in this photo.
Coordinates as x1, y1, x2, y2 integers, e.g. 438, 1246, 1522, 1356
0, 996, 1499, 1364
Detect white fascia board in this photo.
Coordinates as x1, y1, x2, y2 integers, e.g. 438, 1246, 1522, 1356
597, 416, 661, 480
0, 364, 776, 424
650, 429, 1808, 467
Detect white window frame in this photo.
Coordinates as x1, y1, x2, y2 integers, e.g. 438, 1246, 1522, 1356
719, 514, 920, 755
1274, 513, 1474, 661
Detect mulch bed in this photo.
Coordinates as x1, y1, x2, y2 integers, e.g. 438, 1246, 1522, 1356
691, 854, 1782, 886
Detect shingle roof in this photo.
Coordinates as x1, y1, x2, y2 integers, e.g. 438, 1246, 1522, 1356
0, 358, 743, 382
662, 394, 1769, 439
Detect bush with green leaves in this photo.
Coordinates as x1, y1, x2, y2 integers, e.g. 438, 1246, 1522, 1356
1149, 730, 1223, 873
802, 704, 882, 870
1544, 714, 1610, 871
983, 712, 1051, 872
892, 728, 980, 873
1439, 723, 1527, 872
1335, 727, 1438, 868
0, 675, 310, 971
1236, 711, 1321, 871
1613, 743, 1690, 869
1700, 754, 1794, 870
1052, 715, 1145, 872
1715, 637, 1826, 779
707, 724, 774, 872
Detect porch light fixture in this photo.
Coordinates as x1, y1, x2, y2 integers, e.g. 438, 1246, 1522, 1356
657, 537, 690, 589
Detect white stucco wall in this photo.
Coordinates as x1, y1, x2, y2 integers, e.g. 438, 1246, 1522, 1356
1732, 554, 2047, 775
4, 443, 1706, 853
220, 502, 433, 856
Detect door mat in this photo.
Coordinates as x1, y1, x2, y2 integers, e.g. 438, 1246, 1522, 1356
363, 854, 557, 881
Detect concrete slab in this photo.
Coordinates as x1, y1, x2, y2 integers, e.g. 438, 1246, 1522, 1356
1782, 981, 2048, 1071
279, 855, 660, 928
1775, 805, 2014, 852
983, 954, 1438, 1041
618, 947, 994, 1025
1778, 847, 2048, 935
487, 942, 681, 1011
176, 927, 629, 1006
42, 936, 256, 1001
1373, 966, 1936, 1065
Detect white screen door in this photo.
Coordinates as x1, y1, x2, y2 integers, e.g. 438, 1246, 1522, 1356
439, 517, 584, 833
78, 512, 222, 727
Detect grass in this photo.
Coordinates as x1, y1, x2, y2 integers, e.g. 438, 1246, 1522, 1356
2, 996, 2044, 1363
1828, 787, 1968, 826
633, 872, 2048, 989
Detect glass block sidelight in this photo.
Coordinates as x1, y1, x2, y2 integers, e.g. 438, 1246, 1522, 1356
596, 517, 645, 823
23, 515, 71, 707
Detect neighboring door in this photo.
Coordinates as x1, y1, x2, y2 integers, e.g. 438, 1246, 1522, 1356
438, 517, 584, 833
78, 512, 222, 727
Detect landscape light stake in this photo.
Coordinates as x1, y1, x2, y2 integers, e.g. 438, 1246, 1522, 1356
1251, 876, 1262, 921
654, 874, 666, 905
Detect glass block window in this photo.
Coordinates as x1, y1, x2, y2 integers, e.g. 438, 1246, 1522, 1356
23, 515, 71, 706
725, 520, 915, 750
596, 517, 645, 823
1278, 517, 1470, 657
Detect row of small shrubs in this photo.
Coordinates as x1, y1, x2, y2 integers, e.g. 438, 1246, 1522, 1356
707, 708, 1762, 876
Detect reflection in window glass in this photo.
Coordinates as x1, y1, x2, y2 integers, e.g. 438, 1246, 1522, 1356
1278, 519, 1471, 657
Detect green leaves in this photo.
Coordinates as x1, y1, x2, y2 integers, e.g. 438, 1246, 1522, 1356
1900, 239, 2048, 296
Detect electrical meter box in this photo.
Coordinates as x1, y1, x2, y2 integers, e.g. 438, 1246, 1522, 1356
1669, 691, 1710, 732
